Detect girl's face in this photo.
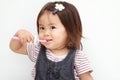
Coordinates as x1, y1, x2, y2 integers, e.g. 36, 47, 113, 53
38, 12, 68, 50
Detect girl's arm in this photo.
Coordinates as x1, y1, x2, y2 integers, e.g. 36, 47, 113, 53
9, 29, 34, 55
79, 72, 93, 80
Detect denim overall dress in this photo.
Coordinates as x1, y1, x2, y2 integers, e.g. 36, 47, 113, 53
35, 45, 76, 80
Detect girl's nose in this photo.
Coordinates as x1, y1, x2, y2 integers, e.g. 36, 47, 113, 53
44, 29, 50, 36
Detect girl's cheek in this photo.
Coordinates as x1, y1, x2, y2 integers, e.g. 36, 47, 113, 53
38, 34, 42, 38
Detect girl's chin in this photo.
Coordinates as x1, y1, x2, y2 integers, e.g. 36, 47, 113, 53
43, 45, 53, 49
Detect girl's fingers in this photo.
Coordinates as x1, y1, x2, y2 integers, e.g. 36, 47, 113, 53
30, 35, 34, 42
27, 35, 34, 43
13, 35, 34, 43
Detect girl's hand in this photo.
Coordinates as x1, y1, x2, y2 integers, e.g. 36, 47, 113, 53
9, 29, 34, 55
14, 29, 34, 43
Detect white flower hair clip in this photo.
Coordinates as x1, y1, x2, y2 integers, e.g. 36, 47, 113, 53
55, 3, 65, 11
53, 3, 65, 14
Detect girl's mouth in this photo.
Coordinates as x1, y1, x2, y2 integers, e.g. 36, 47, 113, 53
39, 39, 52, 43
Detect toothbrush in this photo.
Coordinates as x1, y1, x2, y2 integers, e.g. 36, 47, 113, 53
12, 36, 47, 43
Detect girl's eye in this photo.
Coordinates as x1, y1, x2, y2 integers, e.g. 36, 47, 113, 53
50, 26, 56, 30
39, 27, 45, 30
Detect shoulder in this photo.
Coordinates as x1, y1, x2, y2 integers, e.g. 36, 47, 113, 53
27, 42, 40, 62
75, 50, 89, 61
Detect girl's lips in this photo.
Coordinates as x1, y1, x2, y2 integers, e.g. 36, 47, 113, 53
46, 39, 52, 41
39, 39, 52, 43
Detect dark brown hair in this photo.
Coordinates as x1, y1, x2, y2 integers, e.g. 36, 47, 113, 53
37, 1, 83, 49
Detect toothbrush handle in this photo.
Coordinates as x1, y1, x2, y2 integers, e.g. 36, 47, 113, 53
12, 36, 46, 43
12, 36, 20, 40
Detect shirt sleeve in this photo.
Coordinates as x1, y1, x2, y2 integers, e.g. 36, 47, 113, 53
75, 50, 93, 76
27, 42, 40, 62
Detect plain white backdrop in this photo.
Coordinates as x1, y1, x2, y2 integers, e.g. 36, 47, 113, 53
0, 0, 120, 80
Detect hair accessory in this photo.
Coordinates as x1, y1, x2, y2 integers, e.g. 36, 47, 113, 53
53, 3, 65, 14
53, 9, 59, 14
55, 3, 65, 11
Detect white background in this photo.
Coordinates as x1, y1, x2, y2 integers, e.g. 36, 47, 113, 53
0, 0, 120, 80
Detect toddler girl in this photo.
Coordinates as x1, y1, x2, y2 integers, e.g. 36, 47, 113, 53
9, 1, 93, 80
